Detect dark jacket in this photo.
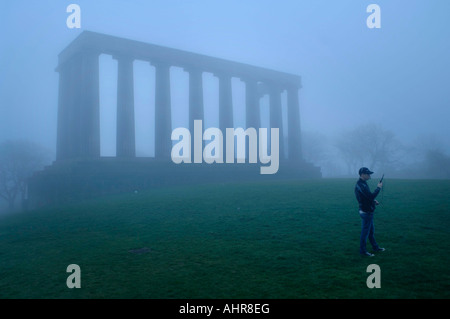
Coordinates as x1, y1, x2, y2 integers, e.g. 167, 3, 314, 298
355, 178, 380, 213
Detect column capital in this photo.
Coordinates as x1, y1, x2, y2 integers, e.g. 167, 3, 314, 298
150, 59, 171, 69
80, 48, 101, 57
212, 70, 232, 80
112, 54, 135, 63
257, 82, 285, 98
55, 49, 100, 73
240, 75, 260, 85
261, 81, 284, 94
183, 65, 204, 75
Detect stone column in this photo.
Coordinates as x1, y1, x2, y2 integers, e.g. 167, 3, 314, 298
242, 78, 260, 161
269, 84, 285, 160
153, 61, 172, 159
187, 67, 204, 159
287, 84, 302, 160
217, 72, 233, 160
56, 50, 100, 160
187, 67, 204, 130
244, 78, 260, 130
67, 57, 81, 159
80, 50, 100, 159
217, 73, 233, 133
56, 61, 72, 161
115, 55, 135, 158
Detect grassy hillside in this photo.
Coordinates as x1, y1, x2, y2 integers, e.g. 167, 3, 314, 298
0, 179, 449, 298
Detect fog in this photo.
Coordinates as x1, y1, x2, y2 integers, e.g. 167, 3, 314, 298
1, 0, 450, 178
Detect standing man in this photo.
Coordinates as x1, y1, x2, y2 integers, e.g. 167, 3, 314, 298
355, 167, 385, 256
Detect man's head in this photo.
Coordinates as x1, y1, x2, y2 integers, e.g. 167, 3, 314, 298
359, 167, 374, 181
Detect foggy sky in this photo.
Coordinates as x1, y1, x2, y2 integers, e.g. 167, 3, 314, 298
1, 0, 449, 158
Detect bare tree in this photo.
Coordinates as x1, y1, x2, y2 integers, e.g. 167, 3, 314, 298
424, 149, 450, 178
411, 133, 445, 161
335, 124, 404, 175
335, 129, 364, 175
0, 140, 51, 211
409, 134, 450, 178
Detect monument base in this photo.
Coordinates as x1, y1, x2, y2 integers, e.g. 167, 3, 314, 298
28, 157, 321, 208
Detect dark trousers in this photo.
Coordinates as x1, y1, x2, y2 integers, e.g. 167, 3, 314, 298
359, 210, 380, 254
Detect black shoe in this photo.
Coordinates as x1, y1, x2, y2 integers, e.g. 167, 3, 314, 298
374, 248, 385, 252
361, 252, 375, 257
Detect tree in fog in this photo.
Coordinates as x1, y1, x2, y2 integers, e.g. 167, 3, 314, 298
0, 140, 50, 211
412, 133, 444, 160
411, 134, 450, 178
335, 124, 403, 175
423, 149, 450, 178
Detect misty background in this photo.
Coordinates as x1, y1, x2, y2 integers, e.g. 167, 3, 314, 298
1, 0, 450, 188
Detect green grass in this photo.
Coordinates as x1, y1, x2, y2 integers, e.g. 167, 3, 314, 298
0, 179, 449, 299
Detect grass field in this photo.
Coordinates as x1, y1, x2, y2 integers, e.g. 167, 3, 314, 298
0, 179, 449, 299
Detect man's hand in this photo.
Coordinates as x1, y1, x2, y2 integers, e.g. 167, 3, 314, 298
374, 200, 380, 206
377, 182, 383, 188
